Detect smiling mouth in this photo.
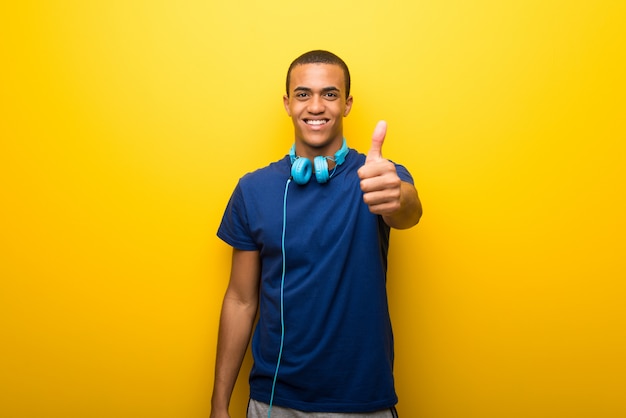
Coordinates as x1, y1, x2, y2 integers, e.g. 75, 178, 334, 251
304, 119, 329, 126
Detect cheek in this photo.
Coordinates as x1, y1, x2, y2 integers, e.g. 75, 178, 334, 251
287, 103, 303, 118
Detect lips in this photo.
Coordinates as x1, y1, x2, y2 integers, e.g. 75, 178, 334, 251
304, 119, 329, 126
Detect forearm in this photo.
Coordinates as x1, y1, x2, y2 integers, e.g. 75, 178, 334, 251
211, 295, 258, 416
383, 181, 422, 230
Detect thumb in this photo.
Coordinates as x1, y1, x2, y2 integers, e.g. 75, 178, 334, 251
365, 120, 387, 163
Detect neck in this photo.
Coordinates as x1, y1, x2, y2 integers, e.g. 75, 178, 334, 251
289, 138, 348, 166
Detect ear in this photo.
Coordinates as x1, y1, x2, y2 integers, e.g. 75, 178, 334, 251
283, 95, 291, 116
343, 95, 354, 117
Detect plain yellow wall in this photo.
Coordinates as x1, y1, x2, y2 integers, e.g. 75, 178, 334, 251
1, 1, 625, 417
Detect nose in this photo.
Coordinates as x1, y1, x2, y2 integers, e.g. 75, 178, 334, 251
307, 95, 325, 114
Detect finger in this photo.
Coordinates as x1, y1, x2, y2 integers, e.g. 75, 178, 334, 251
365, 120, 387, 163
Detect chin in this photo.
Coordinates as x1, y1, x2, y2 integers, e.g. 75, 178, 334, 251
301, 137, 334, 150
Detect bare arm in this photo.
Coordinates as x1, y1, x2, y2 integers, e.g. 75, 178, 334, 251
210, 249, 261, 418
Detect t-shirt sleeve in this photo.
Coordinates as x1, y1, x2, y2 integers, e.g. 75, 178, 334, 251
394, 163, 414, 185
217, 182, 259, 251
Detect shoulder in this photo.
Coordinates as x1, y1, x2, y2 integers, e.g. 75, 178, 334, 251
238, 155, 291, 187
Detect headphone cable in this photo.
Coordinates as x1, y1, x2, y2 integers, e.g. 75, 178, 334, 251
268, 177, 291, 417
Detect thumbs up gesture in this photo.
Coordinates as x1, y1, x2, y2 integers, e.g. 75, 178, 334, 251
357, 121, 403, 216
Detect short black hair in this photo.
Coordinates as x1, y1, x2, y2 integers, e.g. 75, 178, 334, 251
286, 50, 351, 99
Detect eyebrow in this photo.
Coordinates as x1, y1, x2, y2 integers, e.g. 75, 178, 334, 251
293, 86, 341, 93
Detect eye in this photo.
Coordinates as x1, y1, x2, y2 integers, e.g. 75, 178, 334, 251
295, 92, 309, 100
324, 92, 339, 100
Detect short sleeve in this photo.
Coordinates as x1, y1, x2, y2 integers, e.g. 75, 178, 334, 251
394, 163, 414, 185
217, 182, 259, 251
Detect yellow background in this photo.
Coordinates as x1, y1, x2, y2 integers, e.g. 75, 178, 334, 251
1, 1, 625, 417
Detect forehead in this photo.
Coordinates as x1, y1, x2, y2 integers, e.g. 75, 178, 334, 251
288, 63, 345, 92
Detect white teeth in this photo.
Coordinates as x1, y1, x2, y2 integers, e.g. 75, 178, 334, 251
306, 120, 327, 125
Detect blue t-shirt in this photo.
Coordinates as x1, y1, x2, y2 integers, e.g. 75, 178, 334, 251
217, 148, 414, 413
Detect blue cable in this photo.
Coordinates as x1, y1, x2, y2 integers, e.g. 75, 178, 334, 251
268, 178, 291, 418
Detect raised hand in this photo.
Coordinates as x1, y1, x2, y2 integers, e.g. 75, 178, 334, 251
357, 121, 402, 216
365, 120, 388, 163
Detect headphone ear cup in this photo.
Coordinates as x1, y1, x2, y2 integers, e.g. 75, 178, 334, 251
314, 156, 330, 183
291, 157, 312, 185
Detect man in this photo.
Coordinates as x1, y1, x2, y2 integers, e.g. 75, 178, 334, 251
211, 50, 422, 418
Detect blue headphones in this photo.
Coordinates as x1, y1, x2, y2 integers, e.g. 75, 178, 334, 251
288, 138, 349, 185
